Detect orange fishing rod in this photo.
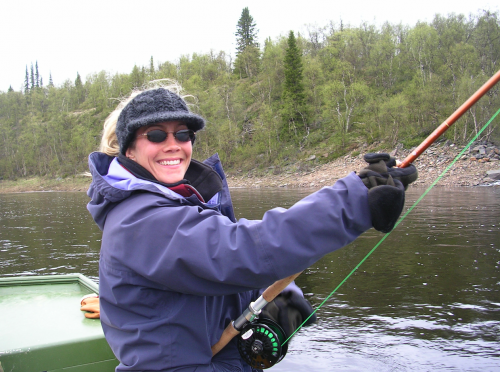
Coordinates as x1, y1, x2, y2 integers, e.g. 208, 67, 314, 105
399, 69, 500, 168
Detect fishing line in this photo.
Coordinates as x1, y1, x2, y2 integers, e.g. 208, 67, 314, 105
282, 107, 500, 346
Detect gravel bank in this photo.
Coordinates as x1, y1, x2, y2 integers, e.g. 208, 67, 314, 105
226, 142, 500, 189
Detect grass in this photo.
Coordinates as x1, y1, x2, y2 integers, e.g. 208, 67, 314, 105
0, 175, 92, 193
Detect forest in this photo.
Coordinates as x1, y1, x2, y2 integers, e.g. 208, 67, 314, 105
0, 9, 499, 180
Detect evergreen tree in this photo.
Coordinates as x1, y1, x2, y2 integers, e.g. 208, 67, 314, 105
35, 61, 40, 88
283, 32, 305, 101
234, 7, 260, 78
48, 73, 54, 87
30, 63, 35, 90
235, 7, 259, 54
8, 85, 14, 92
75, 72, 83, 88
281, 31, 307, 138
149, 56, 155, 77
24, 66, 30, 94
74, 72, 85, 105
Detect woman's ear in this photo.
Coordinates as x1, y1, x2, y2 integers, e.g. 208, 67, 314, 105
125, 147, 136, 160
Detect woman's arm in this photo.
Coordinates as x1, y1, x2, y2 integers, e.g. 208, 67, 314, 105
101, 172, 372, 296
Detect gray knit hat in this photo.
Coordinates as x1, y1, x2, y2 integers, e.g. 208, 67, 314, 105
116, 88, 206, 154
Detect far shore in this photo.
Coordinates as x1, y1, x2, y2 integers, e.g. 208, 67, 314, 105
0, 176, 92, 193
1, 145, 499, 194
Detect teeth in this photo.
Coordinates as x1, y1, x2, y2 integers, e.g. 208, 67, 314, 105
159, 159, 180, 166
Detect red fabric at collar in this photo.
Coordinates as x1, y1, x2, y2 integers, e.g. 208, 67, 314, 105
169, 184, 205, 203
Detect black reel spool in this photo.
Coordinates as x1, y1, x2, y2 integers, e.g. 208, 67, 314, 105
237, 318, 288, 369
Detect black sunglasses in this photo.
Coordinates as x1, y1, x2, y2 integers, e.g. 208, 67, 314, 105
138, 129, 195, 143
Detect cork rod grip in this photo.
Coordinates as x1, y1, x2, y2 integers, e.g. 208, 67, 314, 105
211, 321, 240, 356
211, 271, 303, 356
262, 272, 303, 302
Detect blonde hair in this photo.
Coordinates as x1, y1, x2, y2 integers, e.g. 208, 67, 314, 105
99, 80, 193, 156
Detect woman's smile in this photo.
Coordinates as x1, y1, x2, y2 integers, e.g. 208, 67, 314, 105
159, 159, 181, 166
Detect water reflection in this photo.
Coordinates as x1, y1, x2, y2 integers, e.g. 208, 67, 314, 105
1, 186, 499, 371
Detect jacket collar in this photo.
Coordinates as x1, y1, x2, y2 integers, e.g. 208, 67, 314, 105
117, 154, 222, 202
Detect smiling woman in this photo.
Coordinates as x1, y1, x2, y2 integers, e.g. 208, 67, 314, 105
85, 80, 416, 371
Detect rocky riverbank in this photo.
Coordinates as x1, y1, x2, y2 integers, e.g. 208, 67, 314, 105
1, 141, 499, 193
226, 141, 500, 189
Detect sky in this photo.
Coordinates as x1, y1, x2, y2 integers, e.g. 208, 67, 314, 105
1, 0, 499, 92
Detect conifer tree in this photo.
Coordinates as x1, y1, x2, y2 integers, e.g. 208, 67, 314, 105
35, 61, 40, 88
149, 56, 155, 76
24, 66, 30, 94
30, 63, 35, 90
8, 85, 14, 92
235, 7, 259, 54
75, 72, 83, 87
281, 31, 307, 138
74, 72, 85, 105
48, 73, 54, 87
283, 31, 305, 102
234, 7, 260, 78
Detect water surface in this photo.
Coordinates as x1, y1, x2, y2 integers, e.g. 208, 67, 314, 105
1, 187, 499, 371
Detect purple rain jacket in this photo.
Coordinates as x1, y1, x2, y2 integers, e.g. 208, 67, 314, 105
87, 151, 373, 372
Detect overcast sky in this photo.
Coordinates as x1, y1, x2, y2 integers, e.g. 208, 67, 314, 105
1, 0, 498, 92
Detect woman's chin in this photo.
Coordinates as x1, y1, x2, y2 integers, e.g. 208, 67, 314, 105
156, 172, 185, 184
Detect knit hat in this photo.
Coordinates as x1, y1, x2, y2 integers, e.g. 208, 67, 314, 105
116, 88, 206, 154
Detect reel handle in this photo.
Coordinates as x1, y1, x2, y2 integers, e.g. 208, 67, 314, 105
211, 271, 302, 356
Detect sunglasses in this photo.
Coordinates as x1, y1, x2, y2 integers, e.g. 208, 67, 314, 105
138, 129, 195, 143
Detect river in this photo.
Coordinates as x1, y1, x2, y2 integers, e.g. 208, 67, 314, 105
1, 186, 499, 371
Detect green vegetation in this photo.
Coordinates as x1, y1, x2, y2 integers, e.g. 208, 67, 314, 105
234, 7, 260, 78
281, 31, 308, 143
0, 10, 499, 180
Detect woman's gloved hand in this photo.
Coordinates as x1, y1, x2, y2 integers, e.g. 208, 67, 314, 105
80, 294, 100, 319
358, 153, 418, 233
359, 153, 418, 190
260, 290, 316, 339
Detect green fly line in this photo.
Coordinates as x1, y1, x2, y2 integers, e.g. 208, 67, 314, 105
282, 107, 500, 346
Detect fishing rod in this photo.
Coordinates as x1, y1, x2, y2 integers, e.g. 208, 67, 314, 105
399, 69, 500, 168
212, 69, 500, 369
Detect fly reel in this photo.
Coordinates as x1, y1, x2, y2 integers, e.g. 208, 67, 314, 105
237, 318, 288, 369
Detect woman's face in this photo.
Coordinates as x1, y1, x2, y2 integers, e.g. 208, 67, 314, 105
126, 121, 192, 184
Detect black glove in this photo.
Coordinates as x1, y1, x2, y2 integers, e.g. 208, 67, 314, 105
361, 153, 418, 190
260, 291, 316, 339
358, 153, 417, 233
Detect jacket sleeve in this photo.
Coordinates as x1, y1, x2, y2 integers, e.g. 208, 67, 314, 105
100, 172, 372, 296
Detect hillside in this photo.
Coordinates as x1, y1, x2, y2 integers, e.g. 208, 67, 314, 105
1, 11, 499, 183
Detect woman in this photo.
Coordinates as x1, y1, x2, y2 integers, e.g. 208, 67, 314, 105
86, 82, 416, 371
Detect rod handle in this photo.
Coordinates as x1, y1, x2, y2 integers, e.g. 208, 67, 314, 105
211, 271, 302, 356
211, 321, 240, 356
262, 272, 303, 302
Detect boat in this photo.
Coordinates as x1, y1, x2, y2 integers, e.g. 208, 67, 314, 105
0, 274, 118, 371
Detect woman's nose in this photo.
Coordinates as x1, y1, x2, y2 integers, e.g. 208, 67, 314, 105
161, 133, 180, 150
